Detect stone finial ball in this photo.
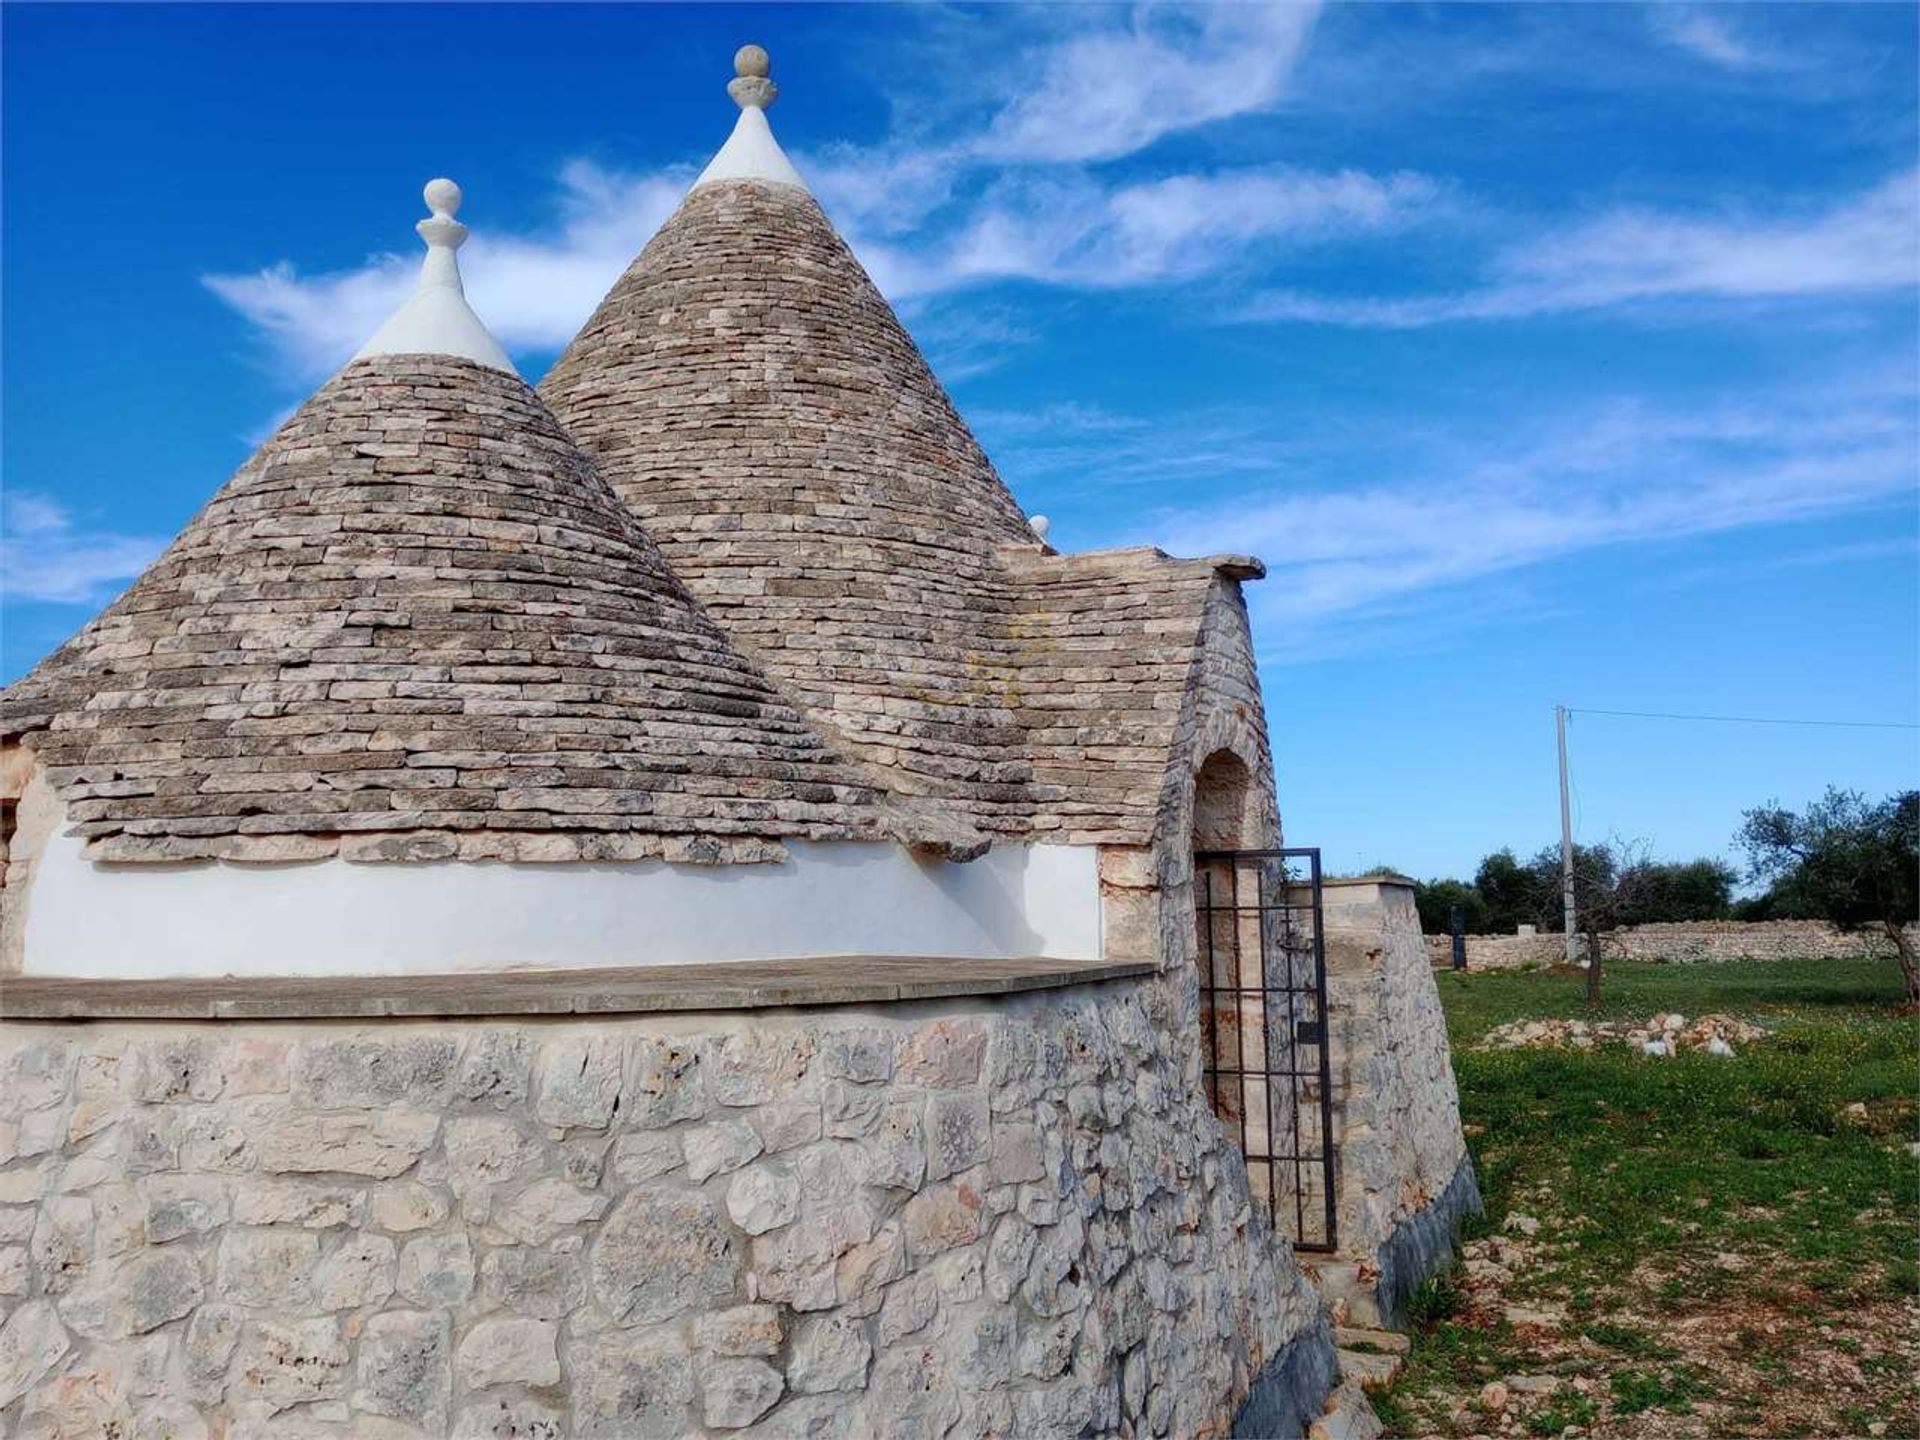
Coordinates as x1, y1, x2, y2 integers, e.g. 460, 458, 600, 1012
734, 44, 771, 79
424, 178, 463, 217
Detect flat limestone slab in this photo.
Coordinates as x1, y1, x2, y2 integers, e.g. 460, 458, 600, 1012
0, 955, 1155, 1021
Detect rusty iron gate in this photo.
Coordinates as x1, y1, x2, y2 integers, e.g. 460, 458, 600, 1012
1193, 846, 1337, 1252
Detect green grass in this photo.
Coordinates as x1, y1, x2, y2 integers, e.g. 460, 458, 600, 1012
1378, 957, 1919, 1437
1433, 955, 1908, 1049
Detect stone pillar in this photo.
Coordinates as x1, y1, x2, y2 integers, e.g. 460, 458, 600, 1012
1305, 877, 1480, 1327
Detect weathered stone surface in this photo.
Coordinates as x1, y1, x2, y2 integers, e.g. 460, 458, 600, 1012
458, 1317, 561, 1389
752, 1100, 822, 1156
835, 1222, 906, 1320
294, 1035, 460, 1109
896, 1021, 986, 1088
534, 1035, 624, 1130
454, 1395, 566, 1440
540, 180, 1228, 846
727, 1162, 799, 1236
876, 1271, 938, 1344
925, 1093, 989, 1182
218, 1228, 318, 1308
110, 1247, 205, 1334
593, 1185, 740, 1323
610, 1130, 682, 1184
624, 1036, 706, 1129
902, 1178, 984, 1258
458, 1029, 534, 1107
0, 1300, 69, 1408
820, 1030, 894, 1084
788, 1313, 872, 1395
5, 354, 886, 860
355, 1309, 452, 1431
31, 1194, 91, 1294
312, 1232, 396, 1310
480, 1243, 585, 1320
989, 1121, 1045, 1185
0, 945, 1365, 1439
685, 1118, 762, 1182
396, 1232, 474, 1304
490, 1178, 606, 1244
702, 1357, 785, 1429
694, 1304, 784, 1358
371, 1180, 448, 1232
0, 1244, 27, 1296
570, 1329, 693, 1439
709, 1031, 814, 1108
234, 1317, 350, 1414
232, 1178, 365, 1229
256, 1111, 437, 1178
130, 1036, 225, 1103
145, 1174, 229, 1242
865, 1104, 926, 1191
444, 1117, 544, 1198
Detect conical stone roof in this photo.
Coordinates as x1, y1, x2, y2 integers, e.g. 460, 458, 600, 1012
542, 65, 1046, 838
3, 188, 888, 865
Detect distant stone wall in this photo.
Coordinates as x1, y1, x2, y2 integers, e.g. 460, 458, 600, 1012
1319, 880, 1478, 1325
1426, 920, 1919, 970
0, 974, 1326, 1440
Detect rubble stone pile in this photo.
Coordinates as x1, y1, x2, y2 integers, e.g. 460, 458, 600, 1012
1478, 1012, 1768, 1055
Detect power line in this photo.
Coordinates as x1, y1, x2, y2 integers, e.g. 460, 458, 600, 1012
1568, 706, 1918, 732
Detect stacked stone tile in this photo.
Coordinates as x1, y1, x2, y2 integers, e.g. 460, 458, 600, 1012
543, 178, 1258, 847
1001, 546, 1267, 843
0, 355, 887, 863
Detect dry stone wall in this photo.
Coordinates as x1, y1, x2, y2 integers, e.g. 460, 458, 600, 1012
1318, 881, 1478, 1327
0, 975, 1324, 1440
1426, 920, 1920, 971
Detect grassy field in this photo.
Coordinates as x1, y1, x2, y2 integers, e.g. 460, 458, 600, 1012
1373, 958, 1918, 1440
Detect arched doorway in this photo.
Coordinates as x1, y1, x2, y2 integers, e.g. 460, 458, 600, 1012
1190, 750, 1337, 1250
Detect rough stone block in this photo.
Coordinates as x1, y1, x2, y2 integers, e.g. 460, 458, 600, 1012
457, 1317, 561, 1389
788, 1313, 871, 1395
355, 1309, 451, 1431
592, 1185, 740, 1324
702, 1357, 784, 1429
694, 1304, 784, 1358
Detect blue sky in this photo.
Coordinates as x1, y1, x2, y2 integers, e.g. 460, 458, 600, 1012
4, 3, 1915, 880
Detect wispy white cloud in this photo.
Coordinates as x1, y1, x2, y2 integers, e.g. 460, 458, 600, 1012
203, 7, 1357, 382
205, 162, 689, 383
1061, 370, 1918, 658
1256, 168, 1919, 327
2, 492, 166, 606
971, 5, 1321, 165
866, 165, 1444, 297
1647, 6, 1788, 72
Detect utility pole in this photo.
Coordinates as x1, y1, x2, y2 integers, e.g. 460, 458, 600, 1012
1556, 704, 1579, 967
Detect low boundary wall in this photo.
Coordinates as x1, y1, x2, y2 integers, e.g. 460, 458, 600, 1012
1427, 920, 1920, 971
0, 971, 1329, 1440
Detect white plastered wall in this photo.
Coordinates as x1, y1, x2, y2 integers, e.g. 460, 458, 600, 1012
18, 826, 1102, 980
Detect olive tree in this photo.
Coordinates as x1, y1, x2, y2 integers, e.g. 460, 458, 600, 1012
1740, 789, 1919, 1006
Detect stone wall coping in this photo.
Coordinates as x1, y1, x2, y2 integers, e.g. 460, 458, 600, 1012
0, 955, 1154, 1021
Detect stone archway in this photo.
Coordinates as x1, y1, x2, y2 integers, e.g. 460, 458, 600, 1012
1192, 748, 1258, 851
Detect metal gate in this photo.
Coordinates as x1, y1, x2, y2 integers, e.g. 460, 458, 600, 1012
1193, 846, 1337, 1252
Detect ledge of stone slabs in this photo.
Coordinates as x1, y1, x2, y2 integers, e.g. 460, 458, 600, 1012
0, 955, 1156, 1021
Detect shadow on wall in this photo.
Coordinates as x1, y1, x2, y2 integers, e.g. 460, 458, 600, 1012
1194, 749, 1260, 851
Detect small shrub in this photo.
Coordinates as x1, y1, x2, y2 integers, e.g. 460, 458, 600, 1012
1526, 1390, 1598, 1436
1610, 1367, 1711, 1415
1404, 1267, 1465, 1328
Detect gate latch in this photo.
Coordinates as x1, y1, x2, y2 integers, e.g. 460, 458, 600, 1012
1293, 1019, 1324, 1045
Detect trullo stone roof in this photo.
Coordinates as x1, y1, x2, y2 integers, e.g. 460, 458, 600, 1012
542, 49, 1267, 847
1, 183, 886, 864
